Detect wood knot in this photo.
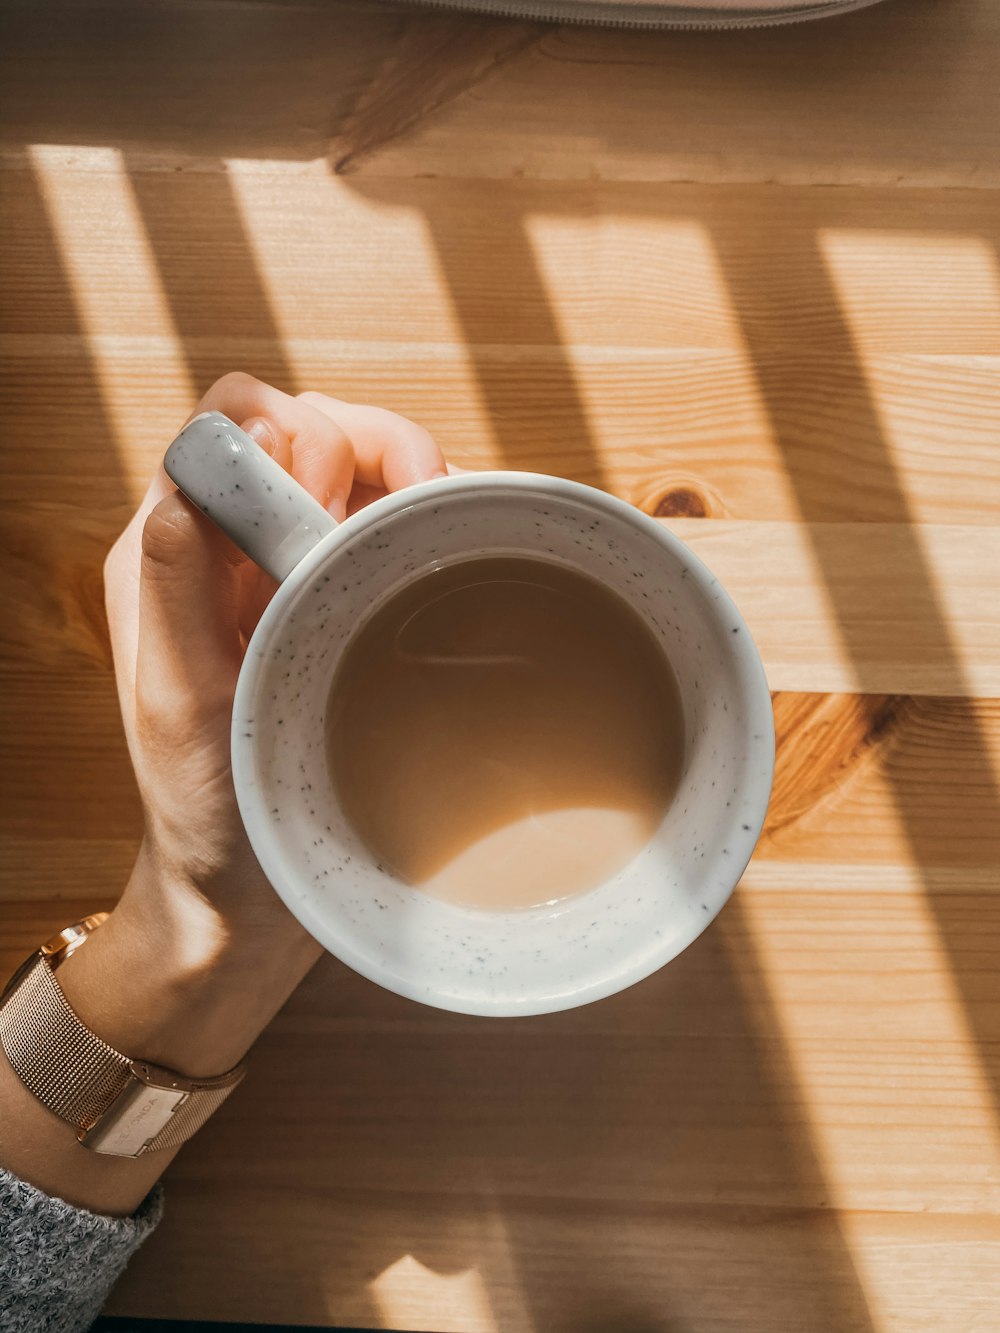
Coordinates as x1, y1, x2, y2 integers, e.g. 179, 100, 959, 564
765, 693, 916, 839
652, 487, 709, 518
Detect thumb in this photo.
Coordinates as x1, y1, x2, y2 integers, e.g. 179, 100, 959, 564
136, 493, 246, 732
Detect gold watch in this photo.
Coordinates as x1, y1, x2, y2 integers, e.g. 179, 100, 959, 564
0, 914, 246, 1157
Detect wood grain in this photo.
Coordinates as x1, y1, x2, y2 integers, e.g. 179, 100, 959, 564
333, 14, 547, 173
5, 337, 1000, 523
110, 1192, 1000, 1333
4, 166, 998, 523
670, 519, 1000, 695
2, 0, 999, 1330
3, 687, 998, 907
354, 0, 1000, 187
3, 504, 998, 691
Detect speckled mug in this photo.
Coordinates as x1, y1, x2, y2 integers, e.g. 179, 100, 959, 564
165, 411, 773, 1016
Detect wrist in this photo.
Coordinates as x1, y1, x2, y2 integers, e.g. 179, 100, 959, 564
56, 853, 322, 1078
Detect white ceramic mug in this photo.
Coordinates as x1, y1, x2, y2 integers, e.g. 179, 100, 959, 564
165, 411, 774, 1017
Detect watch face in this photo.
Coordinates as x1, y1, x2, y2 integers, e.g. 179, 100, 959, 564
42, 914, 110, 957
1, 913, 110, 1005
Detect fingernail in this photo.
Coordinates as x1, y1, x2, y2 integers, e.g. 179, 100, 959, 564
428, 467, 449, 481
244, 417, 277, 455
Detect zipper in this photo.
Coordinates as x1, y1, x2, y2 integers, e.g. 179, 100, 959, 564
389, 0, 886, 31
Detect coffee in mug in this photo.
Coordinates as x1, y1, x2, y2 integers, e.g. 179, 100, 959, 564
327, 554, 684, 911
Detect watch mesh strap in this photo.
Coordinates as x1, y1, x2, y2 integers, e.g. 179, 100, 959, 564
0, 956, 244, 1153
1, 956, 132, 1124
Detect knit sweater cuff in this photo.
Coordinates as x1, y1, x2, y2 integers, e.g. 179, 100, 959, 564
0, 1165, 163, 1333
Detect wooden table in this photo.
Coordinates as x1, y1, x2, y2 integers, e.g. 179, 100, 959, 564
2, 1, 998, 1329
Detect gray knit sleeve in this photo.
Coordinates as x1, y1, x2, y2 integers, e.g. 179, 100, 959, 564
0, 1165, 163, 1333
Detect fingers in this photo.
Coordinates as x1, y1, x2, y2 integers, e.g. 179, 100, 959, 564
135, 493, 246, 737
106, 374, 447, 747
297, 391, 447, 493
241, 415, 293, 476
197, 373, 354, 517
104, 409, 292, 714
103, 467, 176, 732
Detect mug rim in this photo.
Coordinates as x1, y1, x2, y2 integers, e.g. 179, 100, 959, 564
231, 471, 775, 1015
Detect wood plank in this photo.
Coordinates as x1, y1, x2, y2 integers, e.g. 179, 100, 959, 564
5, 873, 999, 1044
0, 672, 139, 853
2, 684, 998, 899
12, 822, 996, 1066
7, 167, 1000, 356
3, 165, 998, 525
11, 510, 993, 694
671, 520, 1000, 696
0, 844, 135, 904
353, 0, 1000, 188
106, 1189, 1000, 1332
3, 1, 997, 192
5, 677, 999, 861
144, 1017, 1000, 1212
4, 339, 1000, 525
0, 0, 404, 164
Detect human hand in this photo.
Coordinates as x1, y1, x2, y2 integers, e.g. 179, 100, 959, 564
59, 373, 448, 1077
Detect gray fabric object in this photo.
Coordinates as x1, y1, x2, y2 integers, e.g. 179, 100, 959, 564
0, 1166, 162, 1333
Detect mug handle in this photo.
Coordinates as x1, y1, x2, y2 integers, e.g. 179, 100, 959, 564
164, 412, 337, 582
